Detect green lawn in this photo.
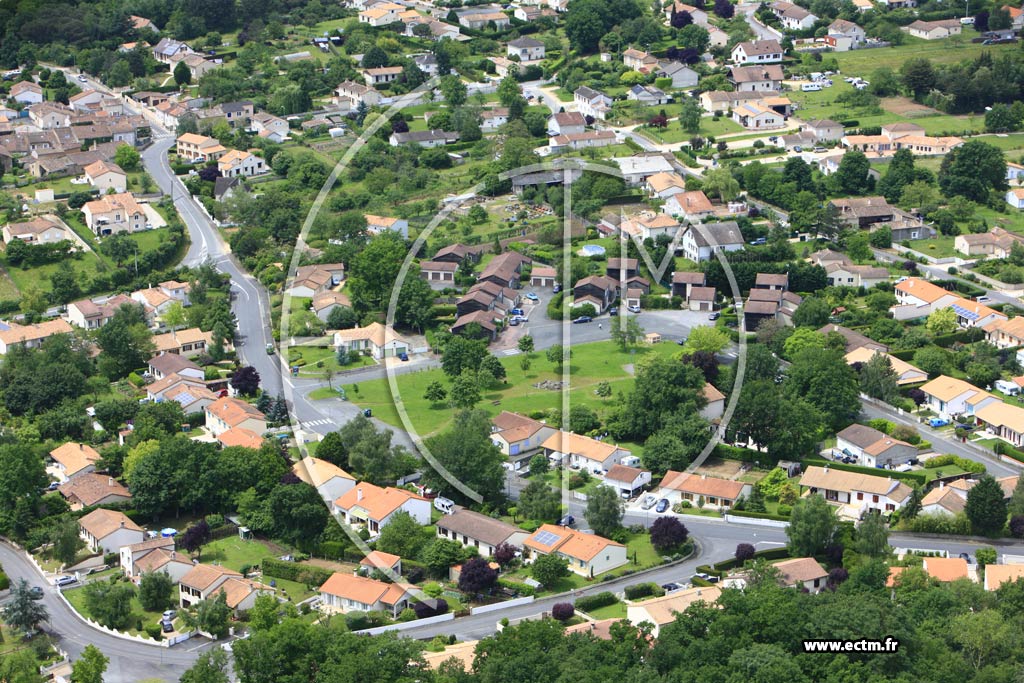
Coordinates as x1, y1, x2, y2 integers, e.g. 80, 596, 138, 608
63, 583, 166, 638
624, 532, 664, 568
832, 34, 1017, 74
639, 117, 744, 145
289, 345, 375, 377
332, 340, 684, 438
199, 536, 277, 572
907, 235, 957, 258
584, 601, 626, 619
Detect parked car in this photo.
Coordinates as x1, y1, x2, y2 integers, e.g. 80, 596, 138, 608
55, 575, 76, 587
28, 586, 44, 600
77, 75, 87, 82
749, 237, 767, 246
572, 316, 592, 324
525, 292, 539, 301
553, 284, 561, 293
655, 498, 670, 513
511, 308, 524, 316
509, 318, 519, 326
162, 621, 174, 633
928, 418, 951, 428
363, 408, 372, 417
661, 582, 683, 593
162, 609, 177, 620
558, 515, 575, 527
608, 307, 618, 316
627, 305, 640, 313
398, 352, 409, 361
266, 343, 275, 355
709, 312, 721, 320
640, 495, 658, 510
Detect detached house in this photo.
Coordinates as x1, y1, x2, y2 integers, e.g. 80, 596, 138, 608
731, 39, 784, 64
772, 557, 828, 593
82, 193, 146, 236
920, 375, 997, 420
318, 573, 414, 616
175, 133, 226, 163
389, 129, 460, 148
333, 81, 382, 110
2, 217, 68, 244
507, 37, 545, 62
542, 431, 631, 474
333, 482, 431, 534
293, 457, 356, 504
574, 86, 613, 121
120, 537, 184, 580
10, 80, 43, 104
217, 150, 267, 178
204, 397, 267, 438
659, 472, 749, 508
178, 564, 243, 608
798, 465, 912, 518
523, 524, 627, 577
59, 473, 132, 510
436, 508, 528, 556
906, 19, 961, 40
490, 411, 557, 467
78, 509, 144, 555
627, 585, 721, 638
679, 221, 744, 262
548, 111, 587, 136
49, 442, 101, 482
770, 1, 818, 30
656, 62, 699, 89
835, 423, 918, 468
334, 322, 411, 360
83, 160, 127, 193
729, 65, 784, 92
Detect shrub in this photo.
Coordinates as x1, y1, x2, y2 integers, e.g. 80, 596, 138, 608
1011, 515, 1024, 538
777, 504, 792, 516
650, 517, 688, 551
551, 603, 574, 621
735, 543, 755, 562
575, 591, 618, 612
103, 552, 119, 565
623, 582, 664, 600
0, 571, 8, 591
412, 598, 449, 619
144, 623, 163, 640
261, 557, 332, 585
398, 608, 418, 622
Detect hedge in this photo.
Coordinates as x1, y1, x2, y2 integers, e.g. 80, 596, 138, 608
924, 454, 986, 474
575, 591, 618, 612
496, 578, 536, 596
802, 457, 927, 486
727, 509, 791, 521
711, 547, 790, 572
261, 557, 333, 586
623, 582, 664, 600
993, 441, 1024, 464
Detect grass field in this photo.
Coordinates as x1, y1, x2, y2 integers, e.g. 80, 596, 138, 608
63, 583, 165, 638
638, 116, 744, 145
199, 536, 277, 572
833, 35, 1016, 73
331, 340, 683, 438
907, 235, 957, 258
584, 601, 627, 619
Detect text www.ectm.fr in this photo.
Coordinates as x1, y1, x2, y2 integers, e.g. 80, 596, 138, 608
803, 638, 900, 653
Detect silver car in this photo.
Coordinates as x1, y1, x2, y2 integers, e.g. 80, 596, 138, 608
640, 495, 658, 510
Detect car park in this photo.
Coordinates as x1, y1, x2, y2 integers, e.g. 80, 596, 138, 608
655, 498, 670, 513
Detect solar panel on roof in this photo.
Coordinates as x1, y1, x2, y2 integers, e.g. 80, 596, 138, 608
533, 530, 561, 546
951, 305, 977, 321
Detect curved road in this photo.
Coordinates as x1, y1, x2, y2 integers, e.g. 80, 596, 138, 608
0, 543, 212, 682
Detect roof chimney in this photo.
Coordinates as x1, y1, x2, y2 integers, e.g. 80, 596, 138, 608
108, 476, 114, 486
357, 487, 363, 502
120, 520, 125, 528
823, 465, 829, 473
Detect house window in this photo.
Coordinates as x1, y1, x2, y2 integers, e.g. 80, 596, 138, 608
872, 495, 879, 503
857, 492, 863, 500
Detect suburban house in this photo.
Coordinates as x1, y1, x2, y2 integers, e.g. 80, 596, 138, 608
542, 431, 631, 474
333, 81, 382, 109
614, 154, 675, 185
359, 2, 403, 26
955, 228, 1024, 258
731, 39, 784, 64
78, 509, 144, 555
729, 65, 784, 92
659, 471, 750, 508
389, 130, 460, 148
828, 19, 866, 45
891, 278, 1005, 328
334, 322, 411, 360
679, 221, 744, 262
361, 66, 403, 87
0, 319, 74, 355
292, 457, 356, 504
620, 211, 683, 241
216, 427, 264, 450
358, 550, 402, 577
819, 324, 887, 354
420, 261, 457, 288
664, 1, 710, 24
82, 192, 146, 235
922, 557, 969, 582
436, 508, 528, 556
152, 328, 217, 357
627, 84, 669, 105
772, 557, 828, 593
574, 86, 613, 120
623, 48, 660, 72
732, 101, 785, 129
663, 191, 715, 221
2, 217, 68, 244
318, 573, 414, 616
798, 465, 913, 518
59, 474, 132, 510
548, 111, 587, 136
312, 291, 351, 321
770, 1, 818, 29
920, 484, 968, 516
10, 80, 44, 104
844, 347, 927, 386
204, 397, 267, 438
179, 564, 243, 608
975, 401, 1024, 448
49, 442, 101, 482
490, 411, 557, 467
824, 263, 890, 289
984, 564, 1024, 591
523, 524, 627, 578
1007, 188, 1024, 210
83, 160, 127, 193
175, 133, 227, 162
626, 585, 722, 638
148, 353, 203, 381
507, 37, 545, 62
284, 263, 345, 298
217, 150, 267, 178
671, 271, 707, 299
920, 375, 997, 420
549, 130, 617, 152
365, 214, 410, 238
834, 423, 918, 468
120, 537, 186, 581
603, 465, 653, 497
645, 172, 687, 199
987, 316, 1024, 349
701, 383, 726, 420
906, 19, 962, 39
333, 482, 431, 534
572, 275, 618, 313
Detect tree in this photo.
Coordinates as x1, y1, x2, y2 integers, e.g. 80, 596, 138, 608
701, 168, 740, 202
424, 380, 447, 406
965, 475, 1008, 535
361, 46, 389, 68
396, 273, 435, 332
900, 57, 935, 100
518, 335, 534, 354
859, 352, 899, 402
939, 140, 1008, 202
230, 365, 261, 396
377, 511, 429, 558
832, 149, 873, 195
326, 305, 358, 330
439, 74, 467, 108
786, 494, 839, 557
422, 538, 467, 578
678, 96, 702, 134
564, 3, 607, 53
139, 571, 175, 612
792, 297, 830, 328
494, 542, 517, 566
2, 579, 48, 634
1009, 476, 1024, 518
71, 645, 108, 683
585, 485, 624, 538
458, 557, 498, 595
925, 307, 958, 336
528, 453, 549, 478
96, 303, 154, 380
180, 649, 231, 683
51, 516, 83, 566
478, 354, 507, 386
531, 553, 569, 586
450, 370, 482, 409
854, 512, 890, 558
649, 517, 688, 552
174, 60, 192, 86
83, 579, 136, 630
517, 480, 561, 522
551, 602, 575, 621
989, 5, 1013, 29
546, 345, 570, 372
50, 266, 81, 304
441, 335, 488, 378
196, 593, 232, 639
682, 326, 729, 355
182, 519, 211, 559
735, 543, 756, 562
423, 410, 505, 501
114, 144, 140, 171
713, 0, 734, 18
785, 347, 860, 431
610, 316, 645, 351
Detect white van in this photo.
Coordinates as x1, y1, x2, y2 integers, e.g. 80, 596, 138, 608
801, 83, 822, 92
434, 496, 455, 515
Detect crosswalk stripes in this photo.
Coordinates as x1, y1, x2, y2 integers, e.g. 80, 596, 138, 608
300, 418, 334, 428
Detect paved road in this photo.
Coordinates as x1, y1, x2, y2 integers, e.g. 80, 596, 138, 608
739, 3, 783, 40
0, 543, 209, 682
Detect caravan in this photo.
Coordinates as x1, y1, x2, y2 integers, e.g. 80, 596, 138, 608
434, 496, 455, 515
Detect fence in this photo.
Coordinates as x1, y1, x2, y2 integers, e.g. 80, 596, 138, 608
723, 513, 789, 528
353, 612, 455, 635
469, 595, 534, 616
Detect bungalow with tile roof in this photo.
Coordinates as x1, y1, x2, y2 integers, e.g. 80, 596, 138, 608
921, 484, 968, 516
659, 472, 749, 508
490, 411, 557, 466
922, 556, 970, 582
603, 465, 652, 497
975, 401, 1024, 448
334, 322, 411, 360
204, 397, 267, 438
664, 191, 715, 222
985, 316, 1024, 349
0, 319, 74, 355
217, 149, 267, 178
83, 160, 127, 193
292, 457, 356, 504
216, 427, 265, 450
318, 572, 415, 615
645, 172, 687, 199
798, 465, 912, 518
66, 295, 137, 330
312, 291, 351, 322
2, 217, 68, 244
59, 473, 132, 510
905, 19, 961, 39
983, 563, 1024, 590
209, 577, 275, 614
626, 585, 722, 637
78, 509, 144, 554
542, 431, 631, 474
772, 557, 828, 593
179, 563, 243, 608
523, 524, 627, 577
151, 328, 218, 357
919, 375, 998, 420
436, 508, 529, 556
844, 348, 927, 386
49, 442, 102, 482
824, 262, 890, 289
818, 324, 887, 353
359, 550, 403, 577
620, 212, 682, 242
285, 263, 346, 298
120, 537, 179, 579
835, 422, 918, 468
148, 353, 203, 381
333, 482, 431, 534
128, 547, 192, 583
365, 214, 409, 239
10, 80, 43, 104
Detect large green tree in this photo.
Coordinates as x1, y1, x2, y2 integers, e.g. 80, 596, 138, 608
786, 494, 839, 557
96, 303, 155, 380
585, 485, 624, 538
423, 410, 505, 501
965, 475, 1008, 535
939, 140, 1007, 203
